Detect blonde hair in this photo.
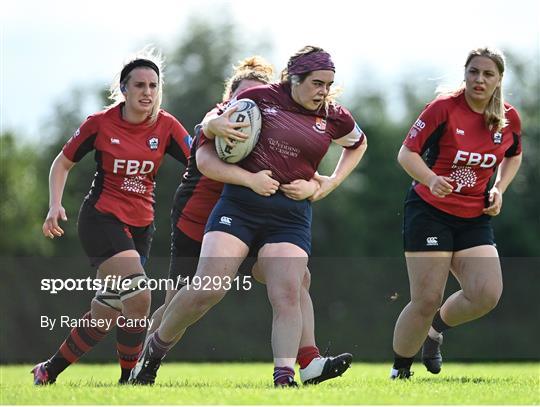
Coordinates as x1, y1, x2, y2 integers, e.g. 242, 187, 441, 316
439, 47, 507, 131
222, 56, 274, 101
107, 46, 165, 125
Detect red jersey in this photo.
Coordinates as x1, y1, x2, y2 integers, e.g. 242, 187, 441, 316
62, 104, 190, 226
233, 83, 365, 184
173, 122, 224, 242
403, 92, 522, 218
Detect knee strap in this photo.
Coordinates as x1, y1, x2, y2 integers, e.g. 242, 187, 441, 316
118, 273, 148, 302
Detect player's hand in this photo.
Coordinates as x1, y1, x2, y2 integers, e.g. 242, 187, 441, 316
428, 174, 454, 198
248, 170, 280, 197
483, 186, 503, 216
309, 174, 338, 202
208, 106, 250, 147
280, 179, 320, 201
42, 205, 68, 239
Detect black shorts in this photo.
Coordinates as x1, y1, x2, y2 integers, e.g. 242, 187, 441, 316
169, 208, 202, 282
403, 188, 495, 252
78, 201, 155, 267
205, 184, 312, 255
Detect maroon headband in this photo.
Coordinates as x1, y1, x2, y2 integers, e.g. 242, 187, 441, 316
288, 51, 335, 75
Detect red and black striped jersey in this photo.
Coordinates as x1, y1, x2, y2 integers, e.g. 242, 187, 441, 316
403, 91, 522, 218
172, 122, 224, 242
62, 104, 190, 227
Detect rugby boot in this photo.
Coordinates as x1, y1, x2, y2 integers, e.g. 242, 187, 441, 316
31, 361, 56, 385
129, 343, 162, 385
390, 367, 414, 380
300, 353, 353, 385
422, 334, 443, 374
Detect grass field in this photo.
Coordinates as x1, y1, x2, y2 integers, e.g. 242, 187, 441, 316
1, 362, 538, 405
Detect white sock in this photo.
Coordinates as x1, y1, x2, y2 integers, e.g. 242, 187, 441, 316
428, 327, 443, 341
390, 367, 400, 378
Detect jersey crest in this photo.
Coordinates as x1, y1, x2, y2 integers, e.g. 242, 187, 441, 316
313, 117, 327, 133
148, 136, 159, 150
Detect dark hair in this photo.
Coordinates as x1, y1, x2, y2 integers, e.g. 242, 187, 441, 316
120, 59, 160, 84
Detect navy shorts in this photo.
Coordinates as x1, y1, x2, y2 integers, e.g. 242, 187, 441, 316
169, 207, 254, 284
205, 184, 312, 255
403, 188, 495, 252
78, 201, 154, 267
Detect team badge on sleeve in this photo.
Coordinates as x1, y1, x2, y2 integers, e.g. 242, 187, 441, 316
408, 119, 425, 139
148, 137, 159, 150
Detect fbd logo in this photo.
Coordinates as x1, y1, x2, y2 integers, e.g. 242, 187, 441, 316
148, 137, 159, 150
409, 119, 425, 138
67, 128, 81, 144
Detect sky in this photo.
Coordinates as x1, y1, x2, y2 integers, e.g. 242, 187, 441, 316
2, 0, 539, 142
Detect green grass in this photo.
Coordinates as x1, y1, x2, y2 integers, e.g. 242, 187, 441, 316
1, 362, 539, 405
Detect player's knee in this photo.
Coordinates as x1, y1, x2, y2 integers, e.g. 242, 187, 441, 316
477, 287, 502, 312
268, 280, 301, 310
191, 288, 227, 312
90, 299, 118, 331
93, 291, 122, 317
121, 289, 151, 319
116, 273, 150, 317
412, 293, 442, 318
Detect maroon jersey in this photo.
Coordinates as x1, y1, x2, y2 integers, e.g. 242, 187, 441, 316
233, 83, 365, 184
403, 91, 522, 218
62, 104, 190, 227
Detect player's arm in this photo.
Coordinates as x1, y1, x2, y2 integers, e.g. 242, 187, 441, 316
397, 145, 453, 198
280, 178, 320, 201
483, 153, 522, 216
42, 152, 75, 238
311, 136, 367, 202
166, 119, 191, 166
196, 143, 279, 196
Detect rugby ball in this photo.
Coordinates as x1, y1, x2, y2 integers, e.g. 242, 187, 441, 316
215, 98, 261, 163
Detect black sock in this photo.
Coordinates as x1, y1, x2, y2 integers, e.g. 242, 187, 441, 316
432, 310, 452, 333
119, 367, 132, 382
116, 323, 147, 371
393, 352, 414, 370
46, 356, 71, 379
47, 311, 108, 378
